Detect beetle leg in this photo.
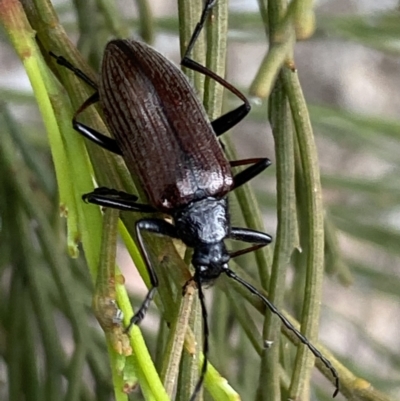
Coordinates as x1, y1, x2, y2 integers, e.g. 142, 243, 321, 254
49, 52, 98, 89
71, 92, 123, 155
180, 2, 250, 136
182, 0, 217, 60
228, 227, 272, 258
73, 120, 122, 155
49, 52, 122, 155
125, 218, 179, 330
83, 187, 156, 213
181, 57, 250, 137
230, 157, 271, 189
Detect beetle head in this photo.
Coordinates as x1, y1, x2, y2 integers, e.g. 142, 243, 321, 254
192, 241, 230, 283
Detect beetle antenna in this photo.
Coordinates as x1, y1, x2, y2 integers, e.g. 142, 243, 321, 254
224, 268, 340, 398
189, 276, 209, 401
49, 52, 98, 89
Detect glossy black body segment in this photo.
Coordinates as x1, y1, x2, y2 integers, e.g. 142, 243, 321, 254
50, 0, 339, 398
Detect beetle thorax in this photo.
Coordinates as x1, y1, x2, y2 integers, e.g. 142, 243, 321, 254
173, 197, 229, 247
173, 197, 230, 283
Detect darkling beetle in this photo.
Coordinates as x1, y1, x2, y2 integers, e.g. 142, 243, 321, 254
50, 0, 339, 398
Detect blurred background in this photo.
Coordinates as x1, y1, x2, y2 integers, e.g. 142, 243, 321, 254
0, 0, 399, 400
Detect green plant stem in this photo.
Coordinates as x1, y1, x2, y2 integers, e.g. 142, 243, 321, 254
226, 291, 264, 355
203, 0, 228, 119
22, 300, 41, 401
73, 0, 97, 56
209, 289, 230, 370
202, 354, 240, 401
282, 68, 325, 398
178, 0, 205, 95
261, 4, 294, 397
177, 298, 202, 401
65, 343, 87, 401
250, 3, 295, 99
8, 271, 28, 400
161, 283, 195, 397
135, 0, 154, 43
324, 213, 353, 284
1, 0, 86, 258
258, 72, 297, 400
94, 208, 135, 400
290, 0, 316, 39
96, 0, 129, 38
116, 276, 169, 401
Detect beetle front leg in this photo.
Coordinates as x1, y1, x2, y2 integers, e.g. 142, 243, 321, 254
126, 218, 179, 331
228, 227, 272, 258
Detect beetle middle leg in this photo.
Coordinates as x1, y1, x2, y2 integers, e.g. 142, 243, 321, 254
230, 157, 272, 189
83, 187, 156, 213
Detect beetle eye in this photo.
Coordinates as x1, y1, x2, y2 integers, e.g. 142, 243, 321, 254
198, 265, 208, 273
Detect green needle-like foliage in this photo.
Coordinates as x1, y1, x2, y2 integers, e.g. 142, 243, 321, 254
0, 0, 399, 400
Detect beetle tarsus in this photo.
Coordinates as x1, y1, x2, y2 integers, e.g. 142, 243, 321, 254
126, 287, 157, 331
